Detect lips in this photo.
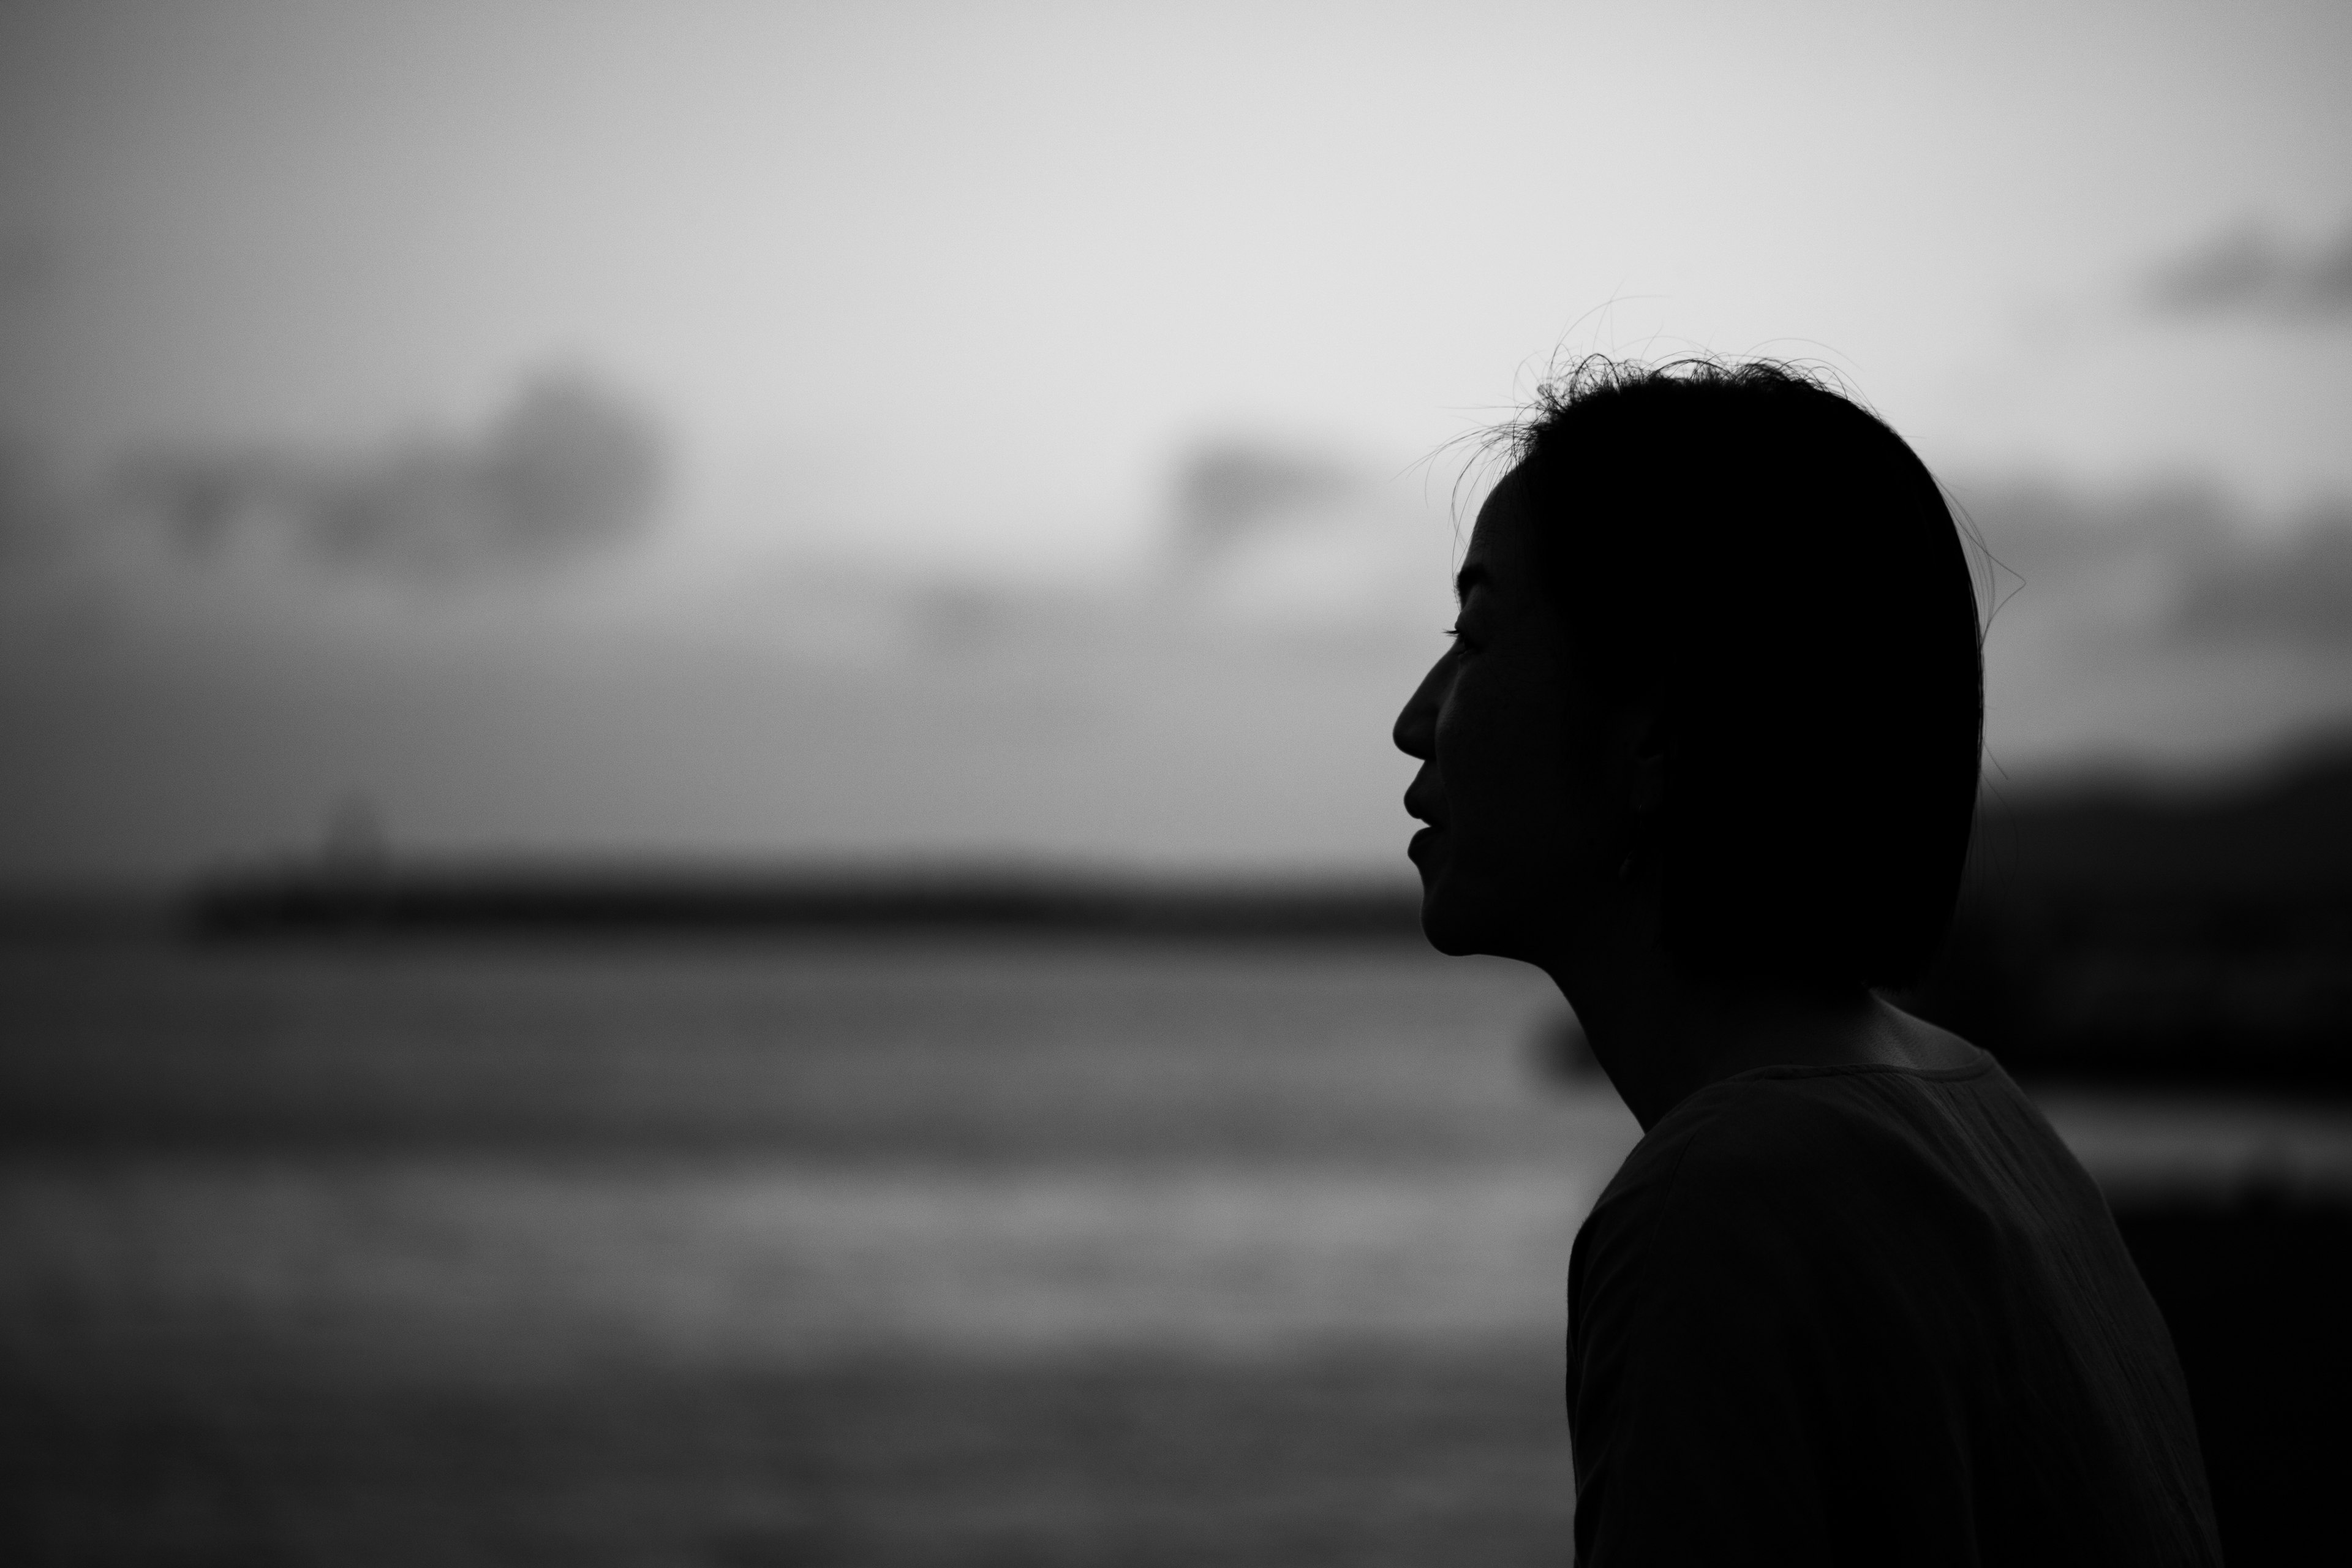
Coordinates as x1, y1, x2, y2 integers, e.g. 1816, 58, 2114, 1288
1404, 788, 1446, 871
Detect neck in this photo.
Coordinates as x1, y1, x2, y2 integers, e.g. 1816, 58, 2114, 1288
1580, 970, 1880, 1131
1540, 877, 1954, 1131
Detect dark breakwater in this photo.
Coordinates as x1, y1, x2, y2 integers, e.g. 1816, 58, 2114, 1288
1904, 739, 2352, 1093
183, 739, 2352, 1094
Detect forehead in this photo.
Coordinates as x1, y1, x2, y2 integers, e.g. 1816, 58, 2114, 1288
1457, 473, 1537, 603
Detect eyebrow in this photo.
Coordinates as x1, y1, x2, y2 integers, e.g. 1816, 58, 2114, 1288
1453, 563, 1490, 606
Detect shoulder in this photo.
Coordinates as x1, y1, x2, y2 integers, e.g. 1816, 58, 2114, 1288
1622, 1055, 2022, 1204
1565, 1077, 1975, 1552
1571, 1079, 1828, 1313
1573, 1069, 1999, 1319
1586, 1072, 1897, 1232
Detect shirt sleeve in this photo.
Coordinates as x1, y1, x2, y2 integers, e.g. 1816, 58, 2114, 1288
1567, 1089, 1981, 1567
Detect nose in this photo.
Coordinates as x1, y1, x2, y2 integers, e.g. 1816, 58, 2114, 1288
1393, 650, 1446, 761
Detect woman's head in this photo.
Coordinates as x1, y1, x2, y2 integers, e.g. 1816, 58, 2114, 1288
1394, 357, 1982, 991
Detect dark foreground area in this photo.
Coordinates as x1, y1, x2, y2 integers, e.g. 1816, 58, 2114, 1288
7, 1211, 2346, 1567
4, 1348, 1582, 1568
1, 936, 1596, 1568
2116, 1194, 2352, 1567
2, 929, 2346, 1564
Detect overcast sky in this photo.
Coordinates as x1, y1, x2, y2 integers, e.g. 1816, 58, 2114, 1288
4, 1, 2350, 880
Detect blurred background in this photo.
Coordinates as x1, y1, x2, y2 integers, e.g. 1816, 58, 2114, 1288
2, 1, 2349, 1562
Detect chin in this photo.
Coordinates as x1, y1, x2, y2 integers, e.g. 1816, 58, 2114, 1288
1416, 862, 1561, 965
1414, 874, 1492, 959
1417, 908, 1472, 956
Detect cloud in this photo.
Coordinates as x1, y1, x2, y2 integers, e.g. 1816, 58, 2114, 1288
2172, 505, 2352, 647
1168, 442, 1361, 562
115, 370, 666, 580
1961, 484, 2352, 646
2145, 222, 2352, 321
1948, 482, 2352, 772
1156, 439, 1453, 639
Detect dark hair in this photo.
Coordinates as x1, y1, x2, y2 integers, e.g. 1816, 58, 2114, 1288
1499, 356, 1983, 989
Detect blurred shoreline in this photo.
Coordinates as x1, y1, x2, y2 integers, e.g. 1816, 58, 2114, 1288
18, 733, 2315, 1097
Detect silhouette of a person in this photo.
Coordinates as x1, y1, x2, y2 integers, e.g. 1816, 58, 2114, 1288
1394, 360, 2220, 1565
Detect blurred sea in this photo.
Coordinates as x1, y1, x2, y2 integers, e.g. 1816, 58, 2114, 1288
4, 934, 2348, 1566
